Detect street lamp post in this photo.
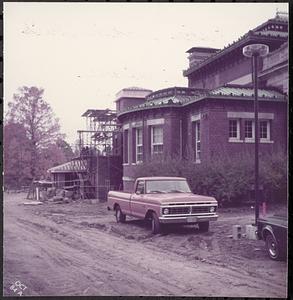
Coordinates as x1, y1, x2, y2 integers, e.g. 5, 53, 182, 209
243, 44, 269, 226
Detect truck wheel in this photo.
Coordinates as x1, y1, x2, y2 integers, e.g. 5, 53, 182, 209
151, 212, 161, 234
265, 233, 281, 260
115, 205, 126, 223
198, 221, 209, 232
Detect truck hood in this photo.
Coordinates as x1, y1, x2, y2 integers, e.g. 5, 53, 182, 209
144, 193, 217, 205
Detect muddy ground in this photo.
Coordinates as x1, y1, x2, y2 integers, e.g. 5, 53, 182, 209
3, 192, 287, 297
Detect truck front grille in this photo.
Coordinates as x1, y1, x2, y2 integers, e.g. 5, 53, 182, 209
192, 206, 210, 213
169, 207, 190, 214
167, 206, 211, 215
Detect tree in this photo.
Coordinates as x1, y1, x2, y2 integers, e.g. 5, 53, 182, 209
56, 138, 75, 161
38, 144, 67, 178
6, 86, 63, 179
4, 122, 32, 188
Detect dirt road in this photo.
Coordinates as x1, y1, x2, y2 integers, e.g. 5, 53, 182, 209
3, 193, 287, 297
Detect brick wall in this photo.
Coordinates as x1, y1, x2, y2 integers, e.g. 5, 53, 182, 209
119, 98, 287, 191
116, 97, 146, 112
206, 99, 287, 160
119, 108, 182, 191
188, 57, 253, 90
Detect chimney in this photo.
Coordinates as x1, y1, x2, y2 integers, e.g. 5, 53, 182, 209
186, 47, 219, 68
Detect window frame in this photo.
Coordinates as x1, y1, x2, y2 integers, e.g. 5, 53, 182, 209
244, 119, 255, 141
136, 127, 143, 163
151, 126, 163, 155
260, 120, 271, 141
135, 180, 145, 194
194, 121, 201, 163
229, 119, 240, 141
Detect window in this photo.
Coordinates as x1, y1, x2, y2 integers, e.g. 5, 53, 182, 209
151, 126, 163, 155
244, 120, 254, 139
229, 119, 240, 140
194, 121, 201, 162
123, 129, 129, 164
136, 128, 143, 163
260, 121, 270, 141
135, 180, 145, 194
146, 180, 191, 194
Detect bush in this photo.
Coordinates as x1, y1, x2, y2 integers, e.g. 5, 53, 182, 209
259, 151, 287, 204
133, 151, 287, 206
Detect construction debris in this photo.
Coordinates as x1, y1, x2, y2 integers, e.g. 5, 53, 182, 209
22, 201, 43, 205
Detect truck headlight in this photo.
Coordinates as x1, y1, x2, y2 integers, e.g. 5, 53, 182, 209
163, 208, 169, 215
209, 206, 216, 213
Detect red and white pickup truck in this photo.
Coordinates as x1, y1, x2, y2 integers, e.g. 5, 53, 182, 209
107, 177, 218, 234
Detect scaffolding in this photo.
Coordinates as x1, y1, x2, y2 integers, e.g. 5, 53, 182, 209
72, 109, 122, 199
77, 109, 120, 156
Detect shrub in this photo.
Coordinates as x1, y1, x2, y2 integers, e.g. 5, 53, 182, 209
133, 151, 287, 206
259, 151, 287, 203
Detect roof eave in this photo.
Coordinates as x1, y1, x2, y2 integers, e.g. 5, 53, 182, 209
181, 95, 286, 106
117, 103, 182, 118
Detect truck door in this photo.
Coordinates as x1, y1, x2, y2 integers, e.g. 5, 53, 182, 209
130, 180, 147, 218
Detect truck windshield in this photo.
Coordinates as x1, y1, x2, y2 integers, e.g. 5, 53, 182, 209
146, 180, 191, 194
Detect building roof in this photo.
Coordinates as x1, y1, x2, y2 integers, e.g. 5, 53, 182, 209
115, 87, 153, 102
146, 86, 204, 101
120, 86, 153, 92
47, 159, 88, 173
117, 85, 286, 117
81, 109, 116, 118
183, 14, 288, 77
209, 85, 285, 99
186, 47, 220, 54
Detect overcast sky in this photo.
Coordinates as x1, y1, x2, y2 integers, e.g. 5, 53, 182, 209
4, 2, 288, 145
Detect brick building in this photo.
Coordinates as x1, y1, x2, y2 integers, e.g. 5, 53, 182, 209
115, 13, 288, 191
47, 13, 288, 197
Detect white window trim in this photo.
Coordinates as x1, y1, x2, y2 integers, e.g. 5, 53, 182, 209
131, 121, 143, 128
151, 126, 163, 155
227, 112, 274, 120
260, 120, 271, 142
195, 121, 201, 163
242, 120, 273, 143
191, 114, 201, 122
147, 118, 165, 126
122, 123, 130, 130
229, 119, 241, 142
244, 120, 255, 142
136, 128, 143, 164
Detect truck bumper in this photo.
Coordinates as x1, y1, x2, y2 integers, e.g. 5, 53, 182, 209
159, 214, 218, 224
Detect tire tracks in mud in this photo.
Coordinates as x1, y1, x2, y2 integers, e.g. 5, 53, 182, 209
12, 217, 191, 295
16, 216, 286, 297
5, 196, 287, 297
67, 218, 286, 291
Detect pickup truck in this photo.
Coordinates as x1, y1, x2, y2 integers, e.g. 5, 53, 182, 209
107, 177, 218, 234
256, 214, 287, 261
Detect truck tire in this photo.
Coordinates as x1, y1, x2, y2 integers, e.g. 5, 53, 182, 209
115, 205, 126, 223
265, 232, 281, 260
198, 221, 209, 232
151, 212, 161, 234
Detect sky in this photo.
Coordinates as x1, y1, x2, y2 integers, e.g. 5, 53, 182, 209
4, 2, 288, 146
